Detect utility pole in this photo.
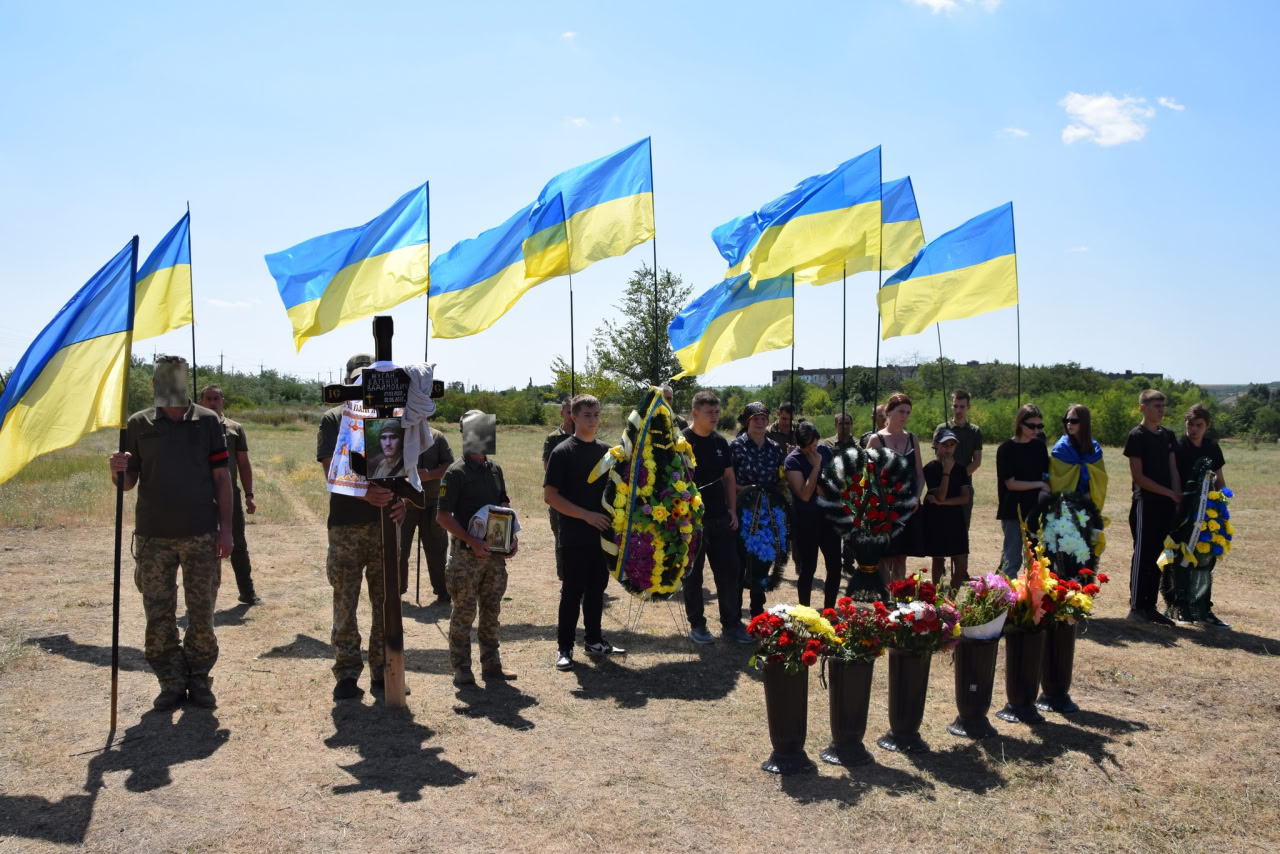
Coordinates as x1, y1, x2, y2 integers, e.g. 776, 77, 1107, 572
219, 350, 224, 377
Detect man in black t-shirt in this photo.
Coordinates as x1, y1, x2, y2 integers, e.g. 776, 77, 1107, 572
542, 400, 575, 581
544, 395, 626, 671
1123, 390, 1181, 626
683, 391, 752, 645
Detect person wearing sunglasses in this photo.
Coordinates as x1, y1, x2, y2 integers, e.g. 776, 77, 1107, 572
995, 404, 1050, 572
1049, 404, 1107, 511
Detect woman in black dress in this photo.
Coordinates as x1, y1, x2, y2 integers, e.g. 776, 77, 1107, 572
922, 427, 972, 590
867, 393, 927, 583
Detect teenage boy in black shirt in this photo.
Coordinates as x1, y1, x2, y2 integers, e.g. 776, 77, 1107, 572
682, 391, 752, 645
1170, 403, 1230, 628
544, 394, 626, 671
1123, 389, 1181, 626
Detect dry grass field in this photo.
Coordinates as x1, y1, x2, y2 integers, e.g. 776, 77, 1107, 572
1, 420, 1278, 853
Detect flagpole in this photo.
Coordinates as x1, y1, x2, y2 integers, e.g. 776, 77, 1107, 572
187, 203, 196, 391
430, 184, 435, 361
112, 235, 140, 733
1011, 202, 1021, 407
789, 274, 795, 410
841, 262, 847, 424
936, 323, 949, 426
648, 138, 661, 383
872, 151, 884, 419
566, 203, 577, 397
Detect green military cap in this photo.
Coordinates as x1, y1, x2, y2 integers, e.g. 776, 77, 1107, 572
346, 353, 374, 381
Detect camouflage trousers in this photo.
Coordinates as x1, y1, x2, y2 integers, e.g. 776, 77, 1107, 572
445, 538, 508, 672
133, 531, 221, 690
327, 522, 385, 682
398, 501, 448, 597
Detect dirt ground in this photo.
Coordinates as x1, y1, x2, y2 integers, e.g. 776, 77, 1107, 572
1, 430, 1278, 853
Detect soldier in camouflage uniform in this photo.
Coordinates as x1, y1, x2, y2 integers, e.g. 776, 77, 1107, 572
108, 356, 233, 711
542, 400, 574, 581
397, 420, 454, 601
198, 385, 261, 604
436, 411, 518, 687
317, 354, 409, 701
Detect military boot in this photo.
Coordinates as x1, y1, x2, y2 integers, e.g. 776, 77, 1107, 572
186, 676, 217, 709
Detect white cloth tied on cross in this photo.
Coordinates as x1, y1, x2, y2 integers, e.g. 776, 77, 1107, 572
325, 363, 435, 496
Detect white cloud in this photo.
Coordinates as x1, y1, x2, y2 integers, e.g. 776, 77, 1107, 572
1158, 96, 1185, 111
560, 31, 576, 40
206, 298, 252, 309
564, 117, 589, 128
999, 127, 1029, 138
1069, 246, 1089, 253
904, 0, 1000, 13
610, 115, 623, 124
1060, 92, 1156, 146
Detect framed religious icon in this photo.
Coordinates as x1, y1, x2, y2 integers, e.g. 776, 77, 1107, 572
365, 418, 407, 481
484, 507, 515, 555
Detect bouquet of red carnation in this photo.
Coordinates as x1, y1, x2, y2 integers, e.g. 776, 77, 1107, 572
878, 573, 961, 654
746, 604, 842, 674
817, 446, 919, 601
822, 596, 892, 663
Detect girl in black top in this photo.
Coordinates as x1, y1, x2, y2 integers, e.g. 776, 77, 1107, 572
922, 428, 972, 589
784, 421, 841, 610
995, 404, 1050, 573
867, 393, 927, 583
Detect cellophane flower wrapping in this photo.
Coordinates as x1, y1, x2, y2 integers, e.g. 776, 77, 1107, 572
747, 604, 842, 674
594, 388, 704, 601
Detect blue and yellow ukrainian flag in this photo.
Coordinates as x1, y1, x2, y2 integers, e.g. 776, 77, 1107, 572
712, 147, 882, 287
668, 273, 793, 379
0, 238, 137, 484
877, 202, 1017, 339
795, 176, 926, 285
266, 183, 429, 351
134, 212, 192, 340
431, 139, 654, 338
522, 138, 654, 278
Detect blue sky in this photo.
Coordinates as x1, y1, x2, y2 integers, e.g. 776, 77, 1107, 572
2, 0, 1276, 390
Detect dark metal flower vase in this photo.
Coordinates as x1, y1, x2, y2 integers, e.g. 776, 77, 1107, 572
821, 658, 874, 765
1036, 620, 1080, 714
876, 649, 931, 753
948, 637, 999, 738
997, 626, 1047, 724
761, 662, 816, 774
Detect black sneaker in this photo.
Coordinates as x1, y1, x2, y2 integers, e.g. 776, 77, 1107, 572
238, 591, 263, 606
1202, 612, 1232, 629
1145, 609, 1177, 627
585, 639, 625, 656
153, 685, 185, 710
333, 677, 364, 700
186, 677, 217, 709
555, 650, 574, 671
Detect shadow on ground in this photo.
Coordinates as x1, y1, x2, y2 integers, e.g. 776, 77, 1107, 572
1083, 617, 1279, 656
24, 633, 148, 672
452, 681, 539, 730
325, 704, 473, 800
0, 707, 229, 845
780, 762, 936, 805
568, 651, 745, 708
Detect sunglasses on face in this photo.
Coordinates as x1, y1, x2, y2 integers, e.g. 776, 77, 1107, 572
1063, 417, 1080, 425
1023, 421, 1044, 430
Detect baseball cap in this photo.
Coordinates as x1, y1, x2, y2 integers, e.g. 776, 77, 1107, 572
933, 426, 959, 444
345, 353, 373, 381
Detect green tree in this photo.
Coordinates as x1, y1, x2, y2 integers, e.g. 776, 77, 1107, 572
550, 351, 621, 403
590, 263, 694, 406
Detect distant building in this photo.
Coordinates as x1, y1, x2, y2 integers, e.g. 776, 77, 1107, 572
771, 364, 918, 388
1100, 369, 1164, 381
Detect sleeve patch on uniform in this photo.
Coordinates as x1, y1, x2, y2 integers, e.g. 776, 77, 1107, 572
209, 449, 230, 466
